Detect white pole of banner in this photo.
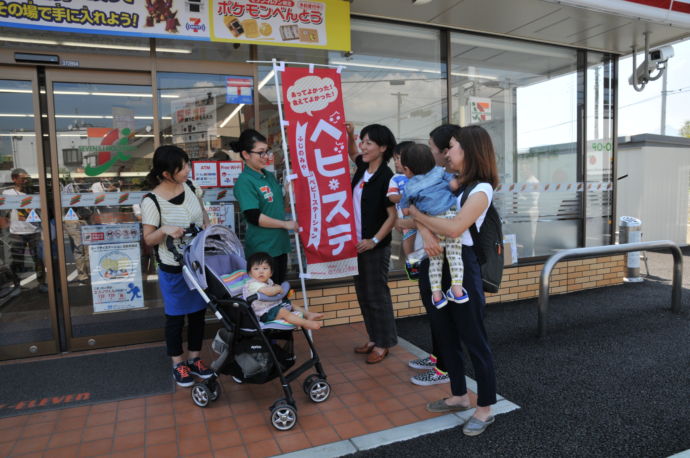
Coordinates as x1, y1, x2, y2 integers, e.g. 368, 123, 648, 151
270, 58, 312, 323
248, 60, 345, 70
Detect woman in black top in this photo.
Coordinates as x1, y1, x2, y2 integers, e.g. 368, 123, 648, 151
346, 123, 398, 364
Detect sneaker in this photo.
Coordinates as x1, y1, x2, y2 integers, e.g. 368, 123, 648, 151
405, 261, 421, 281
411, 368, 450, 386
188, 357, 213, 379
173, 362, 194, 387
408, 355, 436, 370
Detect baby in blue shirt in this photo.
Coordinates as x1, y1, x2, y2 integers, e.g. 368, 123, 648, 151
386, 142, 419, 278
398, 144, 469, 308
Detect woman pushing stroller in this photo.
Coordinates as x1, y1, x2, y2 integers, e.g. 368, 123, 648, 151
141, 145, 214, 387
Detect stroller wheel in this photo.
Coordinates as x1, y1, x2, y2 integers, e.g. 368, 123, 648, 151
191, 383, 212, 408
306, 378, 331, 403
208, 379, 221, 402
302, 374, 320, 395
270, 400, 298, 431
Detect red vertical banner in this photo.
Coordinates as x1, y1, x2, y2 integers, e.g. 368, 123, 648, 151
281, 67, 358, 279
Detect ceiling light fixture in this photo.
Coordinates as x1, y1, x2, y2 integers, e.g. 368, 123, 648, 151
0, 89, 33, 94
329, 60, 497, 80
412, 0, 433, 5
60, 41, 191, 54
0, 37, 59, 45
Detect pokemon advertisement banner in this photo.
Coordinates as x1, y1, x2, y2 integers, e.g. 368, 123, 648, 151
0, 0, 351, 51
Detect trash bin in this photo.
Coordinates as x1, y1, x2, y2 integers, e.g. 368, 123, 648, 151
619, 216, 643, 283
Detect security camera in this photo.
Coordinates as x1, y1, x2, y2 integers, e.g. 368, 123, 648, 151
629, 33, 674, 92
628, 45, 674, 86
649, 45, 674, 63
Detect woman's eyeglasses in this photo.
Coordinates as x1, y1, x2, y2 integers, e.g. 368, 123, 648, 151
249, 150, 272, 158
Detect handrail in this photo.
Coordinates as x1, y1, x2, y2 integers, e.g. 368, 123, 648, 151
538, 240, 683, 338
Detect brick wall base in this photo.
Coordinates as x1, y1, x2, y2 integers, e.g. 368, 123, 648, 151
295, 255, 626, 327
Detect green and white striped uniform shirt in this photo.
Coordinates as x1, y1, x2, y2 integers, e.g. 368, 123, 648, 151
141, 181, 204, 267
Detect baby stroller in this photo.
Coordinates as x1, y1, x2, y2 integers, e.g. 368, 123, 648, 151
171, 224, 331, 431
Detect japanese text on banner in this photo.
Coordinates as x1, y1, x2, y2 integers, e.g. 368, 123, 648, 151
281, 67, 358, 279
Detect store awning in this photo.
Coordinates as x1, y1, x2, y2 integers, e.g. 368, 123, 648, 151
350, 0, 690, 54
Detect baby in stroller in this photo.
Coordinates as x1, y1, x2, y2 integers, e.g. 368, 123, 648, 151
244, 252, 323, 330
181, 225, 331, 430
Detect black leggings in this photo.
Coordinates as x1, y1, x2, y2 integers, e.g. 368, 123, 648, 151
417, 257, 449, 372
165, 309, 206, 357
271, 253, 288, 284
431, 245, 497, 407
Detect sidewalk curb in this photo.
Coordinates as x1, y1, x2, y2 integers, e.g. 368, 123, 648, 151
278, 338, 521, 458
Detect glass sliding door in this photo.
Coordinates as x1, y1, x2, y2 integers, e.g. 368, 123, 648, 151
0, 66, 58, 360
45, 69, 163, 350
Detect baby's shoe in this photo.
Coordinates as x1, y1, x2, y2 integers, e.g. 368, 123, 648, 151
431, 292, 448, 309
446, 287, 469, 304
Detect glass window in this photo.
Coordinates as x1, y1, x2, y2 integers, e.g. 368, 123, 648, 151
450, 32, 580, 258
52, 80, 157, 337
585, 53, 615, 247
335, 19, 446, 142
157, 72, 252, 159
0, 78, 52, 345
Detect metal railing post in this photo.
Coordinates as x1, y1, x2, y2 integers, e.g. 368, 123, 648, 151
538, 241, 683, 338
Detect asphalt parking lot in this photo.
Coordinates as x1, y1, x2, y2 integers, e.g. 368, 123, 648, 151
351, 248, 690, 457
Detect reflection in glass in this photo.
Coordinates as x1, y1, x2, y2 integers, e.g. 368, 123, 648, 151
586, 53, 615, 247
157, 72, 250, 161
334, 19, 446, 142
52, 81, 162, 338
450, 31, 581, 259
0, 79, 52, 347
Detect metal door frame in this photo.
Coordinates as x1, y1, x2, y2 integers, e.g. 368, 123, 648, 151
0, 65, 59, 359
44, 68, 158, 351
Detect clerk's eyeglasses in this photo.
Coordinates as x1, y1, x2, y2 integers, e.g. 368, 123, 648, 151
249, 149, 272, 158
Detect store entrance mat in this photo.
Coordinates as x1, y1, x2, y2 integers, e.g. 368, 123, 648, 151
0, 346, 173, 418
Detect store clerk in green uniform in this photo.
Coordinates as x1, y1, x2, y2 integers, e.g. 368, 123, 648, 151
232, 129, 297, 283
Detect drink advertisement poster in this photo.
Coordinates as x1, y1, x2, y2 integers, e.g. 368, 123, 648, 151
88, 242, 144, 313
280, 66, 358, 279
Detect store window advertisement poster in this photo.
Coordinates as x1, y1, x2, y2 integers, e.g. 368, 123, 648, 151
192, 161, 220, 187
88, 242, 144, 313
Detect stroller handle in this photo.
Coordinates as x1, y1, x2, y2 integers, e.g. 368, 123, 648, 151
166, 223, 202, 264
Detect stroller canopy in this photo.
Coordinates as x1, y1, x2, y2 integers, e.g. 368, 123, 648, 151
183, 224, 245, 291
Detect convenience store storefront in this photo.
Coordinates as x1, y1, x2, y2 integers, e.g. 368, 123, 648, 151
0, 0, 688, 360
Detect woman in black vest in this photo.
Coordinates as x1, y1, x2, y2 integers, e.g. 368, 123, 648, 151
346, 123, 398, 364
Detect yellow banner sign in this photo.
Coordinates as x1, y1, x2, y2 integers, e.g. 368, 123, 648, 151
0, 0, 350, 51
210, 0, 351, 51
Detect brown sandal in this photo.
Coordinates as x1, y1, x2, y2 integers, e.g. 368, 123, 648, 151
366, 348, 389, 364
354, 342, 375, 354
